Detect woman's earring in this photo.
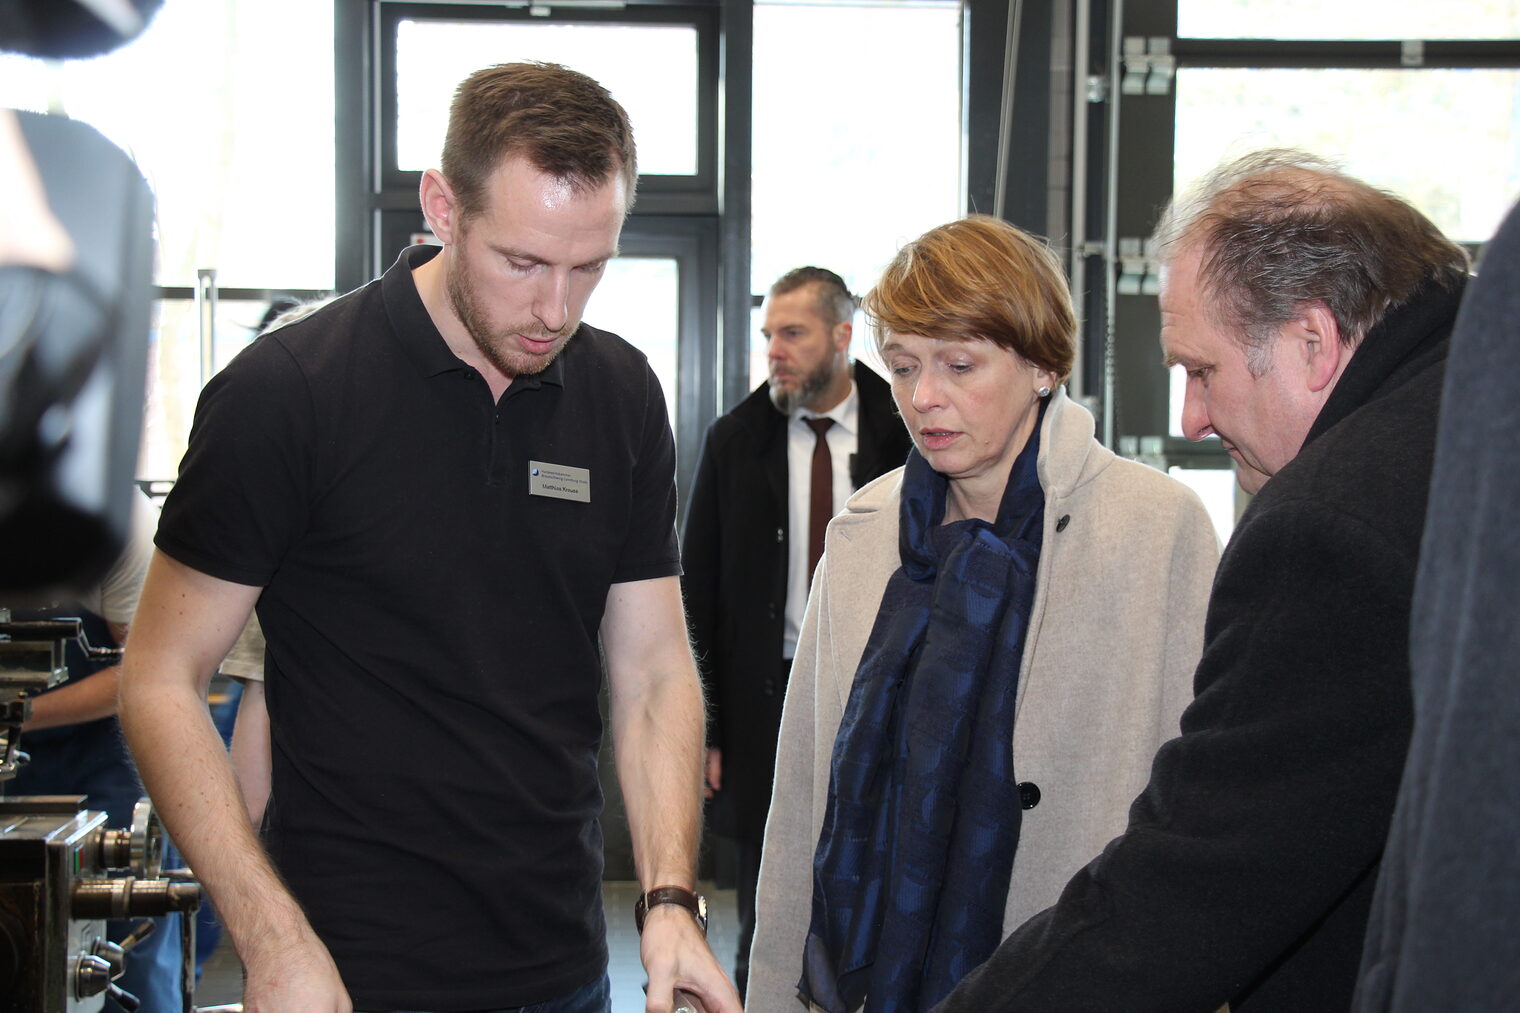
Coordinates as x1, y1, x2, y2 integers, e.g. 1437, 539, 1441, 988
1037, 385, 1052, 398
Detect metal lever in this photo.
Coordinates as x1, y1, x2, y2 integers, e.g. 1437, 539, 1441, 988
108, 981, 142, 1011
181, 898, 198, 1013
118, 919, 155, 953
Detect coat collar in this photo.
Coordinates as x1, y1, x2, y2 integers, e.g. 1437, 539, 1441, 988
1304, 278, 1464, 448
839, 387, 1107, 522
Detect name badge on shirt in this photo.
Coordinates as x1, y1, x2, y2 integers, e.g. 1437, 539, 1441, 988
528, 461, 591, 503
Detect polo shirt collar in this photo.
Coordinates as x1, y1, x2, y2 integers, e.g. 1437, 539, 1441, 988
379, 243, 568, 391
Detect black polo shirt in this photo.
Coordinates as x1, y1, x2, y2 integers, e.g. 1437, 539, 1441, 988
158, 244, 681, 1011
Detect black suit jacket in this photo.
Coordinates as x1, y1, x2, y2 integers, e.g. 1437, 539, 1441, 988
681, 362, 911, 843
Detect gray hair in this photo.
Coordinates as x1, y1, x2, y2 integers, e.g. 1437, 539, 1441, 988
1153, 149, 1469, 374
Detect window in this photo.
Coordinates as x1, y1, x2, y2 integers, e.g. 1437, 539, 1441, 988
372, 2, 719, 219
749, 1, 962, 388
1, 0, 336, 480
1169, 467, 1241, 545
140, 298, 286, 480
1179, 0, 1520, 41
394, 19, 700, 176
585, 256, 682, 435
1175, 68, 1520, 244
0, 0, 335, 290
1102, 0, 1520, 542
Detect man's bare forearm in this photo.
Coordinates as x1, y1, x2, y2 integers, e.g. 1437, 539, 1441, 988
115, 552, 336, 994
602, 577, 737, 1013
121, 661, 309, 946
612, 658, 706, 890
604, 576, 706, 892
124, 670, 349, 1011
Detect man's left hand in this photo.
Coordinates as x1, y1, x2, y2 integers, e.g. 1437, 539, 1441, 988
639, 901, 741, 1013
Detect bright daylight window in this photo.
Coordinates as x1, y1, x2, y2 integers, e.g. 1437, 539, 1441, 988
586, 257, 682, 437
395, 19, 699, 176
750, 0, 963, 388
1179, 0, 1520, 40
1175, 68, 1520, 246
0, 0, 336, 481
0, 1, 336, 290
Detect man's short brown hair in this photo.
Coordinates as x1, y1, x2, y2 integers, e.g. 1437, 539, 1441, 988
441, 61, 637, 223
864, 215, 1076, 382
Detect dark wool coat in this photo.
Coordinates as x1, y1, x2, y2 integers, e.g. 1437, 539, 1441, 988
681, 362, 912, 843
926, 279, 1465, 1013
1353, 203, 1520, 1011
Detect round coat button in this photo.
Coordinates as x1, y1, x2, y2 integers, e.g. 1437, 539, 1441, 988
1018, 781, 1041, 809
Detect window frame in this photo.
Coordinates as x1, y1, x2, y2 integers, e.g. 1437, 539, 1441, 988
1106, 6, 1520, 476
374, 2, 720, 206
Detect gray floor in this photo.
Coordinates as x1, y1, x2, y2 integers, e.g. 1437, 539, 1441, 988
193, 882, 740, 1012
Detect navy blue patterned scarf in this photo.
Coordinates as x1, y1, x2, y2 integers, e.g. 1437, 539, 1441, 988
797, 405, 1046, 1013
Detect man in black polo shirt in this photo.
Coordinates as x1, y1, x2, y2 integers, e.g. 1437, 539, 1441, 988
119, 63, 737, 1013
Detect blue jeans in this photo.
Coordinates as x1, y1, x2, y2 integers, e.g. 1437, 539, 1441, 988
108, 910, 184, 1013
378, 971, 611, 1013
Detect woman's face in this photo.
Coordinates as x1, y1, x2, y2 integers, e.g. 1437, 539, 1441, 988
883, 332, 1054, 505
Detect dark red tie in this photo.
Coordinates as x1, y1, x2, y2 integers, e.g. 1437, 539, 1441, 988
805, 417, 835, 587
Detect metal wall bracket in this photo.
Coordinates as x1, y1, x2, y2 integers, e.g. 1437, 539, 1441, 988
1122, 36, 1174, 96
1402, 39, 1425, 67
527, 1, 628, 13
1117, 434, 1169, 472
1117, 237, 1161, 296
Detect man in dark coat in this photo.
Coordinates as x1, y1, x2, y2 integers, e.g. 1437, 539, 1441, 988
682, 267, 911, 996
925, 151, 1470, 1012
1352, 201, 1520, 1010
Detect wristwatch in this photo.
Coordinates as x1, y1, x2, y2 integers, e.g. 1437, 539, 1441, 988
634, 885, 708, 936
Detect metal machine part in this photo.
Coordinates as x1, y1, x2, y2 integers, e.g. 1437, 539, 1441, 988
1, 613, 204, 1013
0, 796, 202, 1012
0, 613, 123, 786
5, 802, 117, 1010
0, 613, 76, 785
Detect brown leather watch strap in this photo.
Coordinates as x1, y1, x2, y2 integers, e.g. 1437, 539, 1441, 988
635, 885, 708, 936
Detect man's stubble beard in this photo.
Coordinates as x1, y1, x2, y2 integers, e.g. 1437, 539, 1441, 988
447, 245, 576, 378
